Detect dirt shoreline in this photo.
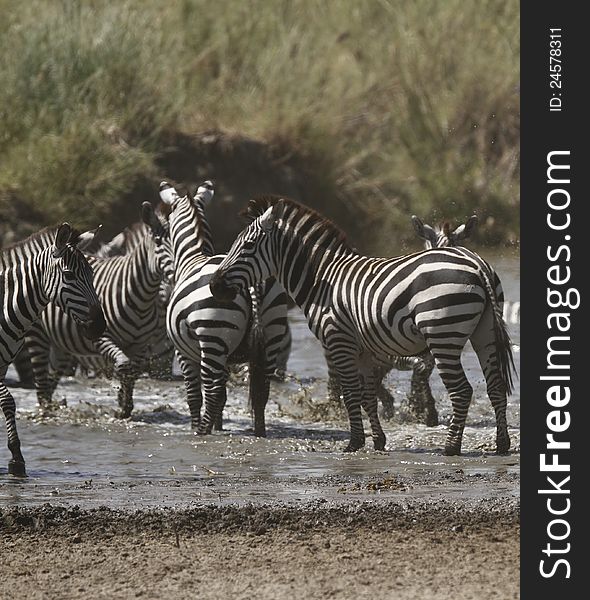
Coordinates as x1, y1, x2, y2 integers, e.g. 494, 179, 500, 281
1, 500, 519, 600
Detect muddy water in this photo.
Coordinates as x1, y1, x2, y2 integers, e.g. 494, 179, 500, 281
1, 253, 519, 509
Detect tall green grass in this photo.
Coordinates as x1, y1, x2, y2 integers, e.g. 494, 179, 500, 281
0, 0, 519, 251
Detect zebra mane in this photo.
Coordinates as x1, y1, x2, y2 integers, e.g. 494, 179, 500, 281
0, 224, 82, 269
244, 196, 351, 251
1, 224, 82, 253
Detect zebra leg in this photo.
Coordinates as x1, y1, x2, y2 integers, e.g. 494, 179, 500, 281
249, 325, 271, 437
0, 379, 26, 476
326, 355, 343, 404
408, 353, 438, 426
359, 367, 386, 451
94, 337, 134, 377
199, 364, 229, 435
429, 348, 473, 456
116, 375, 136, 419
93, 337, 139, 418
213, 387, 226, 432
12, 346, 35, 389
176, 353, 203, 429
374, 366, 395, 420
327, 348, 366, 452
26, 329, 55, 408
470, 307, 511, 454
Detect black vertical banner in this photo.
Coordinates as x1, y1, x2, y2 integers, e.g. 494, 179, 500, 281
521, 2, 588, 596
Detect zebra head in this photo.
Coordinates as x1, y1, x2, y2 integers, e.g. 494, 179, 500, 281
141, 201, 175, 285
210, 201, 283, 302
411, 214, 478, 249
48, 223, 106, 340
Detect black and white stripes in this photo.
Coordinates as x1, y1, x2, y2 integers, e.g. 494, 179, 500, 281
211, 197, 515, 455
1, 224, 104, 476
24, 204, 174, 417
159, 181, 290, 436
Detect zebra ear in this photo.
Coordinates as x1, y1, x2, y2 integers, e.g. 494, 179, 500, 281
159, 181, 180, 205
411, 215, 425, 237
259, 201, 284, 232
141, 201, 157, 227
453, 215, 478, 241
54, 223, 73, 255
411, 215, 437, 246
76, 225, 102, 251
142, 201, 166, 239
193, 180, 214, 206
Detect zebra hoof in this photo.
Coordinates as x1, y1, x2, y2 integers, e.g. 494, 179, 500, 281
444, 444, 462, 456
496, 436, 511, 455
8, 460, 27, 477
343, 437, 365, 452
373, 434, 386, 451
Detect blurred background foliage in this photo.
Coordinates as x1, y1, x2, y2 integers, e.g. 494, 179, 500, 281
0, 0, 519, 254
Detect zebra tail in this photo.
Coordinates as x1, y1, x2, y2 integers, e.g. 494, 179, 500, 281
479, 265, 517, 395
248, 286, 268, 434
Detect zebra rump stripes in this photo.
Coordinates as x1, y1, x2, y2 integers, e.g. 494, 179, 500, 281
211, 197, 516, 455
159, 181, 290, 437
1, 224, 105, 476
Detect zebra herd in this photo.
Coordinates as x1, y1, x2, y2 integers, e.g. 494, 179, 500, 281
0, 179, 516, 475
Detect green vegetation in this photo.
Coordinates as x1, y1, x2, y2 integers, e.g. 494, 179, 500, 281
0, 0, 519, 252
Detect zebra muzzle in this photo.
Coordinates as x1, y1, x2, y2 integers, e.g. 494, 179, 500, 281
74, 305, 106, 340
209, 275, 238, 302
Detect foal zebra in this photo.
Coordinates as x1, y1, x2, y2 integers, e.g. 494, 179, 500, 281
1, 224, 105, 475
159, 181, 290, 436
25, 203, 174, 417
210, 197, 515, 455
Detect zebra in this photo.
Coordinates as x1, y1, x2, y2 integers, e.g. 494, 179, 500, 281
210, 197, 516, 455
1, 224, 105, 476
24, 203, 174, 418
92, 215, 176, 379
328, 214, 482, 425
390, 215, 483, 422
158, 180, 290, 436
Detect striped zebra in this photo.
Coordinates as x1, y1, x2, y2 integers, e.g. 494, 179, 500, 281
24, 203, 174, 417
328, 214, 482, 425
93, 216, 176, 379
1, 224, 105, 476
158, 180, 290, 436
210, 197, 516, 455
394, 215, 482, 422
